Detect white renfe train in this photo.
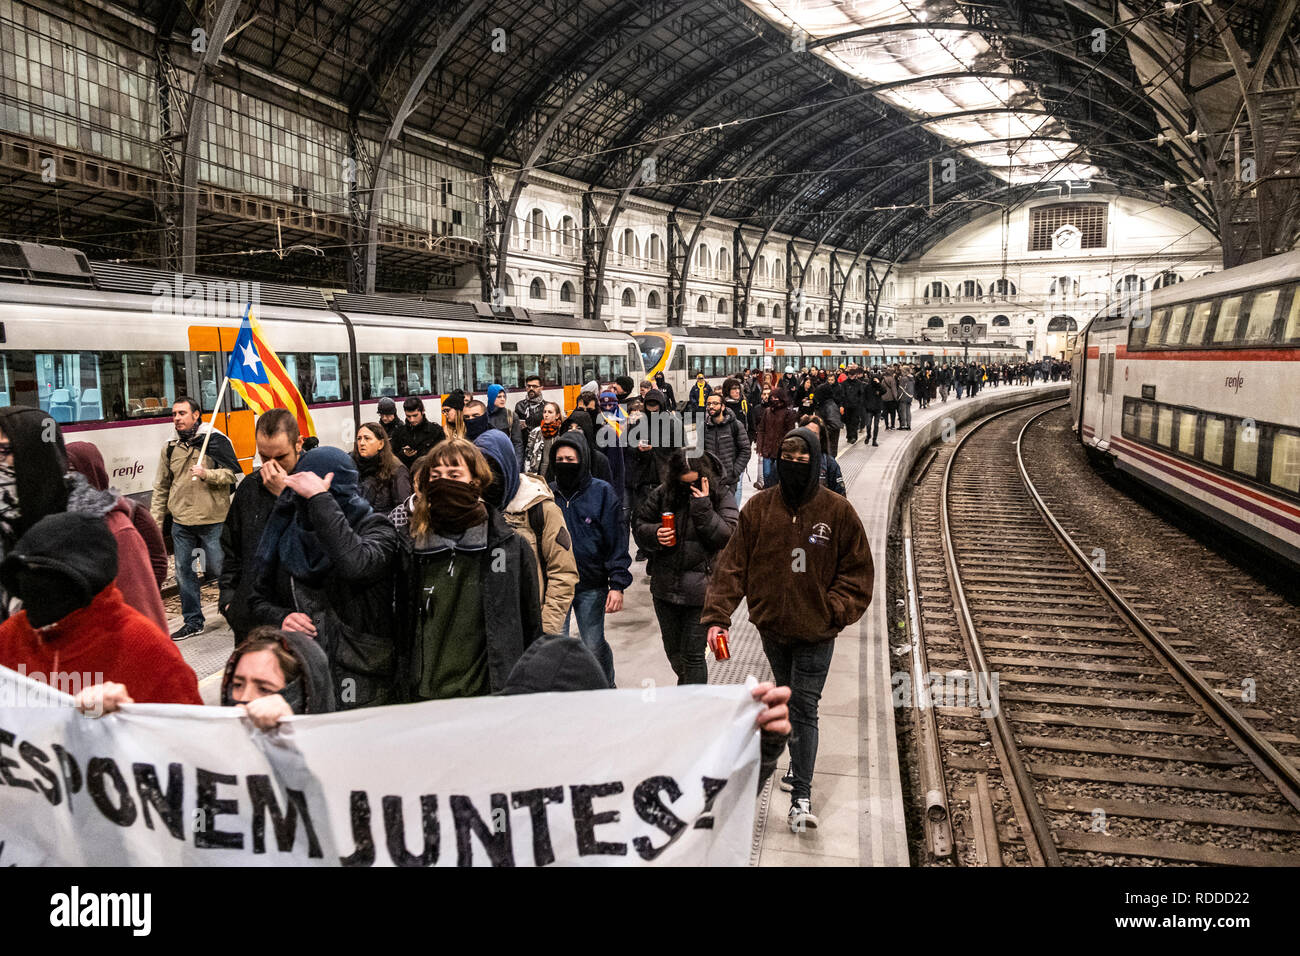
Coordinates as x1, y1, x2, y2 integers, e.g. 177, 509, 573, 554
0, 241, 640, 498
1071, 248, 1300, 567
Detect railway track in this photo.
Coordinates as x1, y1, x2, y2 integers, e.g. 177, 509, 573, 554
905, 400, 1300, 866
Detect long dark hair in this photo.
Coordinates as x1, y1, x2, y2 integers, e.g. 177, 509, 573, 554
353, 421, 401, 480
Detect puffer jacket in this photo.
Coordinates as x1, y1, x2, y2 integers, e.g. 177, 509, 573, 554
504, 473, 578, 634
756, 389, 797, 459
863, 378, 886, 412
702, 407, 751, 491
249, 493, 401, 709
150, 426, 239, 527
814, 384, 842, 429
632, 463, 738, 606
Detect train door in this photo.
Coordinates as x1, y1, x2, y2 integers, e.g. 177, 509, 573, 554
560, 342, 582, 412
1094, 345, 1116, 447
187, 325, 256, 473
436, 336, 470, 406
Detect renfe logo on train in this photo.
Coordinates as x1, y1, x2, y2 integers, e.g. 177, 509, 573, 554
1225, 372, 1245, 393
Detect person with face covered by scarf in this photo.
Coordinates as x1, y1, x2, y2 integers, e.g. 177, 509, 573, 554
390, 437, 541, 700
486, 383, 525, 463
218, 625, 336, 729
0, 512, 201, 705
475, 428, 576, 635
701, 426, 874, 835
548, 433, 630, 686
249, 446, 400, 709
0, 407, 167, 630
632, 450, 737, 684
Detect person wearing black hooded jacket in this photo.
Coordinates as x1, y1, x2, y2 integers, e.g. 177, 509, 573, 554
548, 433, 631, 686
701, 426, 874, 834
220, 625, 336, 729
249, 446, 401, 710
633, 450, 737, 684
813, 382, 843, 456
560, 408, 612, 484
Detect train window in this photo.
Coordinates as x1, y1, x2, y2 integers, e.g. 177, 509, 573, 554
1121, 398, 1137, 437
536, 354, 560, 388
405, 354, 436, 396
499, 353, 524, 389
1270, 431, 1300, 493
1284, 287, 1300, 342
1232, 422, 1259, 478
1243, 289, 1281, 343
282, 353, 349, 404
1128, 316, 1149, 350
669, 345, 685, 371
1155, 407, 1173, 447
9, 350, 190, 423
1135, 402, 1155, 441
627, 343, 641, 378
1212, 296, 1242, 343
1176, 411, 1197, 455
1202, 416, 1226, 466
1163, 305, 1188, 345
1146, 309, 1169, 346
1186, 300, 1213, 345
472, 355, 499, 392
362, 354, 401, 399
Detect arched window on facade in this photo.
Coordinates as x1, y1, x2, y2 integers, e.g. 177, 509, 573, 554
647, 289, 661, 309
618, 228, 638, 263
1047, 315, 1078, 331
1115, 274, 1145, 294
647, 234, 662, 263
559, 281, 574, 303
774, 259, 784, 285
927, 316, 944, 328
621, 287, 636, 308
503, 274, 515, 297
717, 299, 728, 315
817, 308, 826, 325
717, 248, 729, 275
697, 295, 708, 313
756, 303, 766, 318
1050, 275, 1079, 298
529, 209, 547, 249
992, 314, 1010, 327
529, 277, 546, 300
925, 281, 950, 302
1150, 270, 1183, 290
989, 277, 1017, 297
559, 216, 576, 254
599, 285, 609, 306
757, 257, 768, 280
959, 279, 982, 300
818, 267, 828, 292
696, 245, 710, 276
772, 304, 782, 321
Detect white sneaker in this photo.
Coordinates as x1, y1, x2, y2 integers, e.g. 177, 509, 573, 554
779, 769, 795, 792
788, 798, 819, 833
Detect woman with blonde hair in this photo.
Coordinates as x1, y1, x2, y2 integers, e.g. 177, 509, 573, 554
390, 438, 542, 700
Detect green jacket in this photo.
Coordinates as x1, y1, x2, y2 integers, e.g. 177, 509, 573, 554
150, 430, 238, 527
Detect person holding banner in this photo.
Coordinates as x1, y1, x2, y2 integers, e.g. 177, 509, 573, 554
390, 438, 543, 700
150, 396, 239, 640
0, 512, 201, 705
249, 446, 401, 710
219, 626, 337, 729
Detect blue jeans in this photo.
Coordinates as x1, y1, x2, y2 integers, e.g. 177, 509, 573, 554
761, 457, 778, 486
761, 636, 835, 802
172, 522, 224, 629
734, 471, 744, 508
564, 585, 615, 686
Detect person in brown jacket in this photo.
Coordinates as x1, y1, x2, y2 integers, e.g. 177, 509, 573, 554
701, 425, 873, 833
755, 387, 797, 488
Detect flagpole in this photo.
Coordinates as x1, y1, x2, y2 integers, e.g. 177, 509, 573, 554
192, 373, 231, 481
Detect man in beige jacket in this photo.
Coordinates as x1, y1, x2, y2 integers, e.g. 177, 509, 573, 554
151, 396, 239, 640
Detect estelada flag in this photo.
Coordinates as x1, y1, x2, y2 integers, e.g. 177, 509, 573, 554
225, 306, 317, 438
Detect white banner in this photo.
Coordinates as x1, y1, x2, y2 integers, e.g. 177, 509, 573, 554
0, 667, 760, 866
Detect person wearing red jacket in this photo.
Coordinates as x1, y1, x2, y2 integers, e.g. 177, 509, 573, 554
0, 512, 201, 705
0, 407, 167, 631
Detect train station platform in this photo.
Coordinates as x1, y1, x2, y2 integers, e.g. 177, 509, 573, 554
173, 379, 1070, 866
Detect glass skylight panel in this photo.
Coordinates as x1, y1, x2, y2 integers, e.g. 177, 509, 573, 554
743, 0, 1097, 183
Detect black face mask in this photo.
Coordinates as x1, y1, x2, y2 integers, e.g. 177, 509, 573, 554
483, 459, 505, 510
777, 457, 814, 510
465, 415, 492, 440
553, 460, 582, 492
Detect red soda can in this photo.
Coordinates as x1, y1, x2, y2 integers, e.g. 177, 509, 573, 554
661, 511, 676, 546
714, 629, 731, 661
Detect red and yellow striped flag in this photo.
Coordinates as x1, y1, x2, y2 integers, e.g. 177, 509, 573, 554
225, 308, 317, 438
